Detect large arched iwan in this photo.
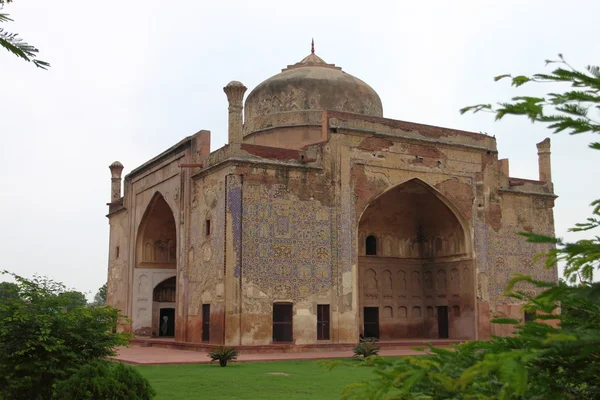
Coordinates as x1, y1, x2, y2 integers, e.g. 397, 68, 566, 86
133, 192, 178, 338
357, 179, 475, 340
135, 192, 177, 269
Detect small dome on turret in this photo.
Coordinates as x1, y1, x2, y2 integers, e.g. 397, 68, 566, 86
109, 161, 124, 169
225, 80, 245, 88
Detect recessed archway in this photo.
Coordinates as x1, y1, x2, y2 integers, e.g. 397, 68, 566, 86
357, 179, 474, 340
152, 276, 176, 337
132, 192, 178, 338
136, 192, 177, 269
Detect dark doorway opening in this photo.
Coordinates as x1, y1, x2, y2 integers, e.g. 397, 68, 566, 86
524, 311, 536, 323
273, 303, 293, 343
202, 304, 210, 342
159, 308, 175, 337
317, 304, 330, 340
363, 307, 379, 339
437, 306, 449, 339
366, 236, 377, 255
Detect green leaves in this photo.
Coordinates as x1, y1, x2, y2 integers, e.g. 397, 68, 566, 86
0, 10, 50, 69
339, 54, 600, 400
339, 282, 600, 399
0, 271, 130, 399
462, 55, 600, 147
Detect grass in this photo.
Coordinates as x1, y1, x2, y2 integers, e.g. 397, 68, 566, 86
136, 358, 381, 399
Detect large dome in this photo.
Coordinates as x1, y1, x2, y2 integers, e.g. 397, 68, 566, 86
244, 50, 383, 133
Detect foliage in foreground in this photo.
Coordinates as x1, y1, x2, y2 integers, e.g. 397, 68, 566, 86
208, 347, 239, 367
336, 56, 600, 399
0, 271, 130, 400
339, 279, 600, 399
0, 1, 49, 69
53, 360, 155, 400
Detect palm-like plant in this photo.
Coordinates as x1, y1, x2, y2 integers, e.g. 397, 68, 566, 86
208, 347, 238, 367
353, 341, 380, 358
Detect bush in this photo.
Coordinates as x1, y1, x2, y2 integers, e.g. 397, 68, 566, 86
0, 272, 130, 399
52, 360, 155, 399
208, 347, 238, 367
353, 341, 380, 358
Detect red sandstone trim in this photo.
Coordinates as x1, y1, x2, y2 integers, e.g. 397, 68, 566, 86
241, 143, 302, 161
509, 177, 547, 186
326, 110, 490, 141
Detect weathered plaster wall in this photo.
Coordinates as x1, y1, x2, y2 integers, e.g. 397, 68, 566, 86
244, 125, 323, 150
187, 168, 228, 344
106, 209, 129, 330
481, 191, 557, 337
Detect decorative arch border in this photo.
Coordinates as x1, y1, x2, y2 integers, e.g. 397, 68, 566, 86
357, 178, 473, 256
134, 191, 179, 268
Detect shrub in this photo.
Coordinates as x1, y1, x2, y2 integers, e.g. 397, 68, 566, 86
0, 272, 130, 399
353, 341, 380, 358
52, 360, 155, 399
208, 346, 238, 367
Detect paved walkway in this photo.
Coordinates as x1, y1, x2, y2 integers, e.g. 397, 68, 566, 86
113, 346, 428, 365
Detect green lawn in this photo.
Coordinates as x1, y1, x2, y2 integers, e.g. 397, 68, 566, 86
136, 359, 380, 400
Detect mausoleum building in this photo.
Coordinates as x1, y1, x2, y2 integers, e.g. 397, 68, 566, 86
106, 45, 558, 348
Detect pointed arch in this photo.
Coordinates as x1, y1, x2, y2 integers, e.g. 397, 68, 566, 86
358, 178, 472, 255
357, 177, 475, 341
136, 192, 177, 269
153, 276, 176, 302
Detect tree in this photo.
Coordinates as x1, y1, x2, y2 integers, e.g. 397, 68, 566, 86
92, 283, 107, 307
335, 56, 600, 399
0, 281, 18, 299
58, 290, 88, 311
0, 0, 50, 69
0, 271, 130, 399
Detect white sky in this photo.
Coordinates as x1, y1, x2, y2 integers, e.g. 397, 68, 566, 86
2, 0, 598, 298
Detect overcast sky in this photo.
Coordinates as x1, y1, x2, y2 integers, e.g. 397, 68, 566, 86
2, 0, 598, 298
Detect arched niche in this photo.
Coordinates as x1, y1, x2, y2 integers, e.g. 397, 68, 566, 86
357, 178, 474, 341
136, 192, 177, 269
152, 276, 176, 337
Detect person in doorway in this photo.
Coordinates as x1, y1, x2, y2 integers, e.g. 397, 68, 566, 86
161, 315, 169, 336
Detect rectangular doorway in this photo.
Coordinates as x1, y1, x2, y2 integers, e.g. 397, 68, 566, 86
202, 304, 210, 342
159, 308, 175, 337
437, 306, 449, 339
363, 307, 379, 339
273, 303, 293, 343
317, 304, 330, 340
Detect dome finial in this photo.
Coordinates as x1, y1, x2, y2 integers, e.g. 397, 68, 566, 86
311, 38, 315, 54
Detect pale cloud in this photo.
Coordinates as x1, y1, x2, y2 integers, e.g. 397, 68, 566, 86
2, 0, 598, 297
